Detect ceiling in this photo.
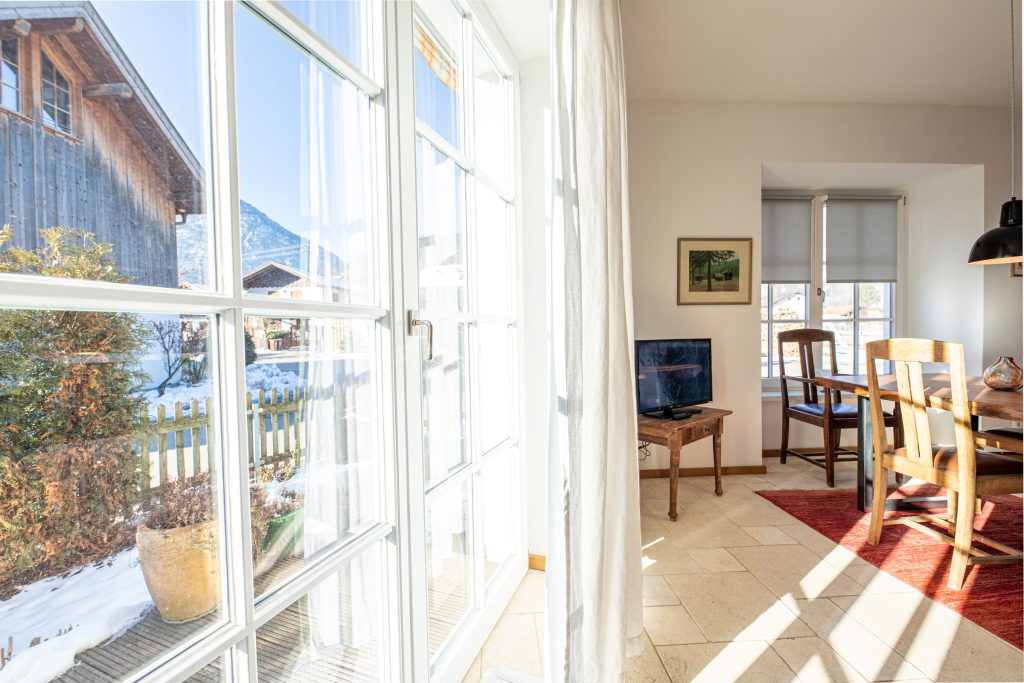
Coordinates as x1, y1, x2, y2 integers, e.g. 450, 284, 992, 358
621, 0, 1021, 106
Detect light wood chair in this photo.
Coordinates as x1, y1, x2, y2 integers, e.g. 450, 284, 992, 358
865, 338, 1023, 590
778, 328, 902, 487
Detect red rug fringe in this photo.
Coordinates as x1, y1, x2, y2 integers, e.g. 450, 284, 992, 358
756, 484, 1023, 650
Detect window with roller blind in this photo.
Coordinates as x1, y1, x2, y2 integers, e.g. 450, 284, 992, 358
761, 194, 902, 382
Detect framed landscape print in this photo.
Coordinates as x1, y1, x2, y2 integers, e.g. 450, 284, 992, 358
677, 237, 753, 305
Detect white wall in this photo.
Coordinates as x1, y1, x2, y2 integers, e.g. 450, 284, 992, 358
628, 101, 1022, 470
518, 55, 550, 555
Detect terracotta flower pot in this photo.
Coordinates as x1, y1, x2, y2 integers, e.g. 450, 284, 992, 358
137, 520, 220, 623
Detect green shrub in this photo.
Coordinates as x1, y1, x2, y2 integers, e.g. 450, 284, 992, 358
244, 330, 257, 366
0, 226, 148, 590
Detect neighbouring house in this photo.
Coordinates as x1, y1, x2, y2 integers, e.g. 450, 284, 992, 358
242, 262, 317, 299
0, 1, 201, 288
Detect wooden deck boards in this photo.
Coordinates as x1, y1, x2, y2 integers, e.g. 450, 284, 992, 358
52, 553, 482, 680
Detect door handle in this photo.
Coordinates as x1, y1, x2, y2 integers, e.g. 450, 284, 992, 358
407, 311, 434, 361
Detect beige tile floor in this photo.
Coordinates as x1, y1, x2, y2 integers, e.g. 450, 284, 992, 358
463, 457, 1024, 682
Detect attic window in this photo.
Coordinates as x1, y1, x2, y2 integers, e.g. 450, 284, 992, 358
0, 39, 18, 112
40, 52, 71, 133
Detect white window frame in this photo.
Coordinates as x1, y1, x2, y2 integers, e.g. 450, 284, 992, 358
0, 1, 524, 681
402, 0, 525, 680
761, 191, 906, 393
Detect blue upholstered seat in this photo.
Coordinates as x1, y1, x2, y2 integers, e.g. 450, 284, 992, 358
789, 402, 858, 418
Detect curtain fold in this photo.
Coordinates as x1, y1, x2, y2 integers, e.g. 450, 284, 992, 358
547, 0, 644, 680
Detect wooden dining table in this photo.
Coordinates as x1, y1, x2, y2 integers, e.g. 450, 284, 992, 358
814, 371, 1023, 512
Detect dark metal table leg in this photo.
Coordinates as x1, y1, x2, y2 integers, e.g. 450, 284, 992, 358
857, 396, 872, 512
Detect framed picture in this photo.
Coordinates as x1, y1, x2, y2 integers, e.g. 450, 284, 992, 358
1011, 262, 1022, 277
677, 237, 753, 305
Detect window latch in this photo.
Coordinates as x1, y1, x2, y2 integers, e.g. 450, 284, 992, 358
407, 311, 434, 361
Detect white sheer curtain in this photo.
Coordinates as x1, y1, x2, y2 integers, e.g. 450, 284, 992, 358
547, 0, 643, 680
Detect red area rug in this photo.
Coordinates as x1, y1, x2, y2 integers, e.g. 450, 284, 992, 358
756, 485, 1023, 650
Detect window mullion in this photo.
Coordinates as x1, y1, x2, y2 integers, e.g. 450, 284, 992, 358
208, 3, 258, 681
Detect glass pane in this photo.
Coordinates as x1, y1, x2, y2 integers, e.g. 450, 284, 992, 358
0, 309, 221, 680
280, 0, 365, 70
256, 546, 386, 681
184, 654, 228, 682
426, 480, 472, 660
245, 317, 380, 595
823, 321, 855, 374
56, 108, 71, 134
858, 282, 891, 318
475, 184, 512, 315
415, 3, 462, 148
2, 59, 16, 88
423, 321, 468, 484
417, 138, 466, 311
760, 322, 769, 378
235, 9, 374, 305
473, 39, 508, 186
477, 323, 512, 453
0, 1, 215, 290
822, 283, 854, 320
1, 83, 16, 111
1, 38, 16, 66
773, 322, 807, 376
857, 320, 891, 374
770, 283, 806, 321
481, 448, 517, 583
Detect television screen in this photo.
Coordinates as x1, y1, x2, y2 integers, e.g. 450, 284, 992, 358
635, 339, 712, 414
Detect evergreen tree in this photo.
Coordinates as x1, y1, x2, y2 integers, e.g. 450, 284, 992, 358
0, 226, 147, 586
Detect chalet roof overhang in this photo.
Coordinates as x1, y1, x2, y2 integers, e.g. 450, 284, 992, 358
0, 1, 203, 215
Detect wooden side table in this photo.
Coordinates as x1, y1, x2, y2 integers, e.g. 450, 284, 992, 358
637, 408, 731, 520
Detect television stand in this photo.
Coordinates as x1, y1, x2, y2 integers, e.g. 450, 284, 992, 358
655, 407, 702, 420
637, 408, 732, 520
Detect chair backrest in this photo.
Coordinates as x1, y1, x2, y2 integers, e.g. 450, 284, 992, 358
865, 338, 975, 474
777, 328, 839, 404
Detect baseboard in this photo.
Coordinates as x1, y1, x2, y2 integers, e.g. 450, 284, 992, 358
528, 554, 546, 571
638, 464, 767, 479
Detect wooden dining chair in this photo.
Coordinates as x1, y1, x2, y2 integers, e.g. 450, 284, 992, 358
778, 328, 902, 487
865, 338, 1023, 590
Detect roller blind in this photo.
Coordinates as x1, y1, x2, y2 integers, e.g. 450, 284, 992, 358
761, 197, 813, 283
825, 197, 899, 282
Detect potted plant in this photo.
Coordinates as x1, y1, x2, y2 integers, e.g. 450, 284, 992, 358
266, 329, 286, 351
256, 462, 305, 570
138, 473, 270, 623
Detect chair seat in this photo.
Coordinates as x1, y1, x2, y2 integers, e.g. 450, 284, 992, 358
895, 445, 1023, 476
789, 402, 859, 418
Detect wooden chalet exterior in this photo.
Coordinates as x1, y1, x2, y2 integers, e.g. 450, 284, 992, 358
0, 1, 201, 288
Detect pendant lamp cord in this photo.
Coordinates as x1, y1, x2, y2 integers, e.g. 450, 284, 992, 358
1012, 0, 1017, 198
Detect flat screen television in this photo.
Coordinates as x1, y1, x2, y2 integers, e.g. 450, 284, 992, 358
635, 338, 712, 418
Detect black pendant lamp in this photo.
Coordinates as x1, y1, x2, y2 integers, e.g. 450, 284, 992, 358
969, 0, 1024, 265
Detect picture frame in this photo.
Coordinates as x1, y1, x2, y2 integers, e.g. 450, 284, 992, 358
1010, 262, 1022, 277
677, 237, 753, 305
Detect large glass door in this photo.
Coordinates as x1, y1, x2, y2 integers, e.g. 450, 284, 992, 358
403, 0, 524, 678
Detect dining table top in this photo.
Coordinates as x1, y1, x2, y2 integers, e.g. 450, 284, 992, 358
814, 371, 1023, 422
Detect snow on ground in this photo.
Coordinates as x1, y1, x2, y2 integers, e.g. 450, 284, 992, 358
144, 364, 303, 418
0, 549, 152, 683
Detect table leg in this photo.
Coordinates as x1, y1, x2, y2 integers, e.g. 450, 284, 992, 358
857, 396, 872, 512
858, 394, 949, 513
713, 430, 723, 496
669, 447, 680, 521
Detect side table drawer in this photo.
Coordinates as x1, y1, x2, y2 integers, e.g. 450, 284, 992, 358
693, 422, 714, 439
